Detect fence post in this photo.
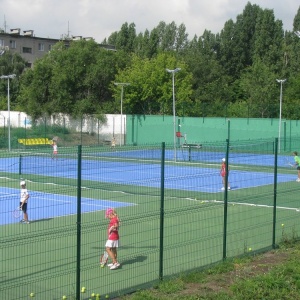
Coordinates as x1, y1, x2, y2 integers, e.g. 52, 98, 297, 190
222, 138, 230, 260
76, 145, 82, 300
159, 142, 166, 281
272, 138, 278, 249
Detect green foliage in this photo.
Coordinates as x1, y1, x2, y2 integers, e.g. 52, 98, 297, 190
17, 39, 127, 120
3, 3, 300, 120
112, 52, 193, 115
239, 60, 278, 118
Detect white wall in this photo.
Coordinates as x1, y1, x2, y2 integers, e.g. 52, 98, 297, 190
0, 111, 126, 136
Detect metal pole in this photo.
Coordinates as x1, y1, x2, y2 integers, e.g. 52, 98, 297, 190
166, 68, 181, 162
114, 82, 130, 147
7, 77, 11, 152
272, 138, 278, 249
1, 74, 16, 152
76, 145, 82, 300
159, 142, 166, 281
172, 72, 176, 161
276, 79, 286, 154
120, 86, 123, 146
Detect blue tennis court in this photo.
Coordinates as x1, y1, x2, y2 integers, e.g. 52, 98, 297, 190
97, 149, 294, 167
0, 187, 135, 225
0, 152, 296, 195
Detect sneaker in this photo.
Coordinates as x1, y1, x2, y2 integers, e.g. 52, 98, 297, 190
228, 187, 231, 190
24, 221, 30, 224
20, 219, 25, 223
296, 178, 300, 182
107, 263, 114, 267
221, 187, 225, 191
110, 263, 120, 270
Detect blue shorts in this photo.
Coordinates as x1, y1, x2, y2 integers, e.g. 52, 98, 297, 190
20, 202, 27, 213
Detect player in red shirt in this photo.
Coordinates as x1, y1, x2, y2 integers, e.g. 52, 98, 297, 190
220, 158, 230, 190
105, 208, 120, 270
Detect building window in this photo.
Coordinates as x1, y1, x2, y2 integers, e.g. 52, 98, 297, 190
0, 39, 4, 47
38, 43, 44, 51
10, 40, 16, 49
22, 47, 32, 53
48, 44, 54, 51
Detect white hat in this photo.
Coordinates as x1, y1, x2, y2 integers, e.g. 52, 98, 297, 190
20, 181, 26, 186
222, 158, 226, 162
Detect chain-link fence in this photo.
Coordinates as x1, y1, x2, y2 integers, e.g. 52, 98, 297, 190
1, 138, 300, 299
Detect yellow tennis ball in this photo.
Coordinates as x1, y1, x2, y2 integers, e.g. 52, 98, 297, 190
62, 296, 67, 300
96, 294, 100, 298
248, 247, 252, 251
101, 264, 105, 268
281, 223, 285, 227
105, 295, 109, 299
30, 293, 35, 297
81, 287, 86, 293
91, 293, 95, 297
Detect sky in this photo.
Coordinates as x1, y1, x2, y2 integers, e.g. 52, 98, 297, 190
0, 0, 299, 43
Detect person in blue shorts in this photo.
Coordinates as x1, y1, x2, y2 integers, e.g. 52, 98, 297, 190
20, 180, 30, 224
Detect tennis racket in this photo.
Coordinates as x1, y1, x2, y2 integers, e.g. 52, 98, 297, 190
12, 206, 23, 219
285, 158, 294, 167
100, 250, 108, 266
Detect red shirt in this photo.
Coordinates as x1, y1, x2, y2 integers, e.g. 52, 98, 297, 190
107, 217, 119, 240
220, 162, 226, 177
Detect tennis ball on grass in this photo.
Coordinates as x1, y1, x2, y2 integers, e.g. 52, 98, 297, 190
62, 296, 67, 300
81, 287, 86, 292
91, 293, 95, 297
101, 264, 105, 268
30, 293, 35, 297
248, 247, 252, 251
281, 223, 285, 227
105, 295, 110, 299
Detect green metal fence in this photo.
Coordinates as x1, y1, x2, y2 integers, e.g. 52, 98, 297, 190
1, 138, 300, 299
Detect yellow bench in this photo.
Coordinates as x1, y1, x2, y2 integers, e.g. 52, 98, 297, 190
18, 138, 52, 145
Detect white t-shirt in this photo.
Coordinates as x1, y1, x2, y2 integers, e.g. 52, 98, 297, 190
20, 188, 29, 203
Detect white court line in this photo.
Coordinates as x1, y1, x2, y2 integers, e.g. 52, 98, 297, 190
184, 198, 300, 212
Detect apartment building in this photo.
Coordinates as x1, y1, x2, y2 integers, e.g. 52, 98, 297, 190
0, 28, 115, 67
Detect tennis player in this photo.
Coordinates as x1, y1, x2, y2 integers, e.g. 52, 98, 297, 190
20, 180, 30, 224
105, 208, 120, 270
52, 140, 58, 159
111, 137, 116, 149
220, 158, 230, 190
292, 151, 300, 182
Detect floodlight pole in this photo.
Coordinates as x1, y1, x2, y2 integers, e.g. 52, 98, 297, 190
276, 79, 286, 153
166, 68, 181, 162
0, 74, 16, 151
114, 82, 130, 146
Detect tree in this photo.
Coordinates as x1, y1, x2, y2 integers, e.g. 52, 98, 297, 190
252, 8, 284, 72
239, 60, 278, 118
0, 51, 26, 110
17, 40, 128, 120
112, 53, 193, 115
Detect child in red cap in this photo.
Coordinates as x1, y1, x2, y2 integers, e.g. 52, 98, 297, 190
105, 208, 120, 270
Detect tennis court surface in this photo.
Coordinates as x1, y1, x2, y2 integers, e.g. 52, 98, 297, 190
0, 149, 297, 194
0, 186, 135, 225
